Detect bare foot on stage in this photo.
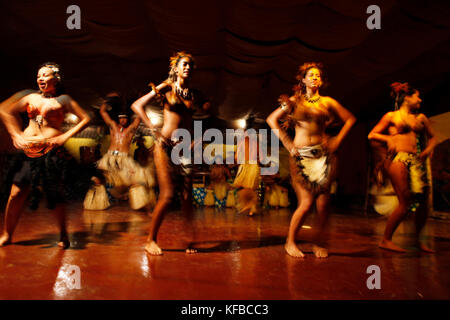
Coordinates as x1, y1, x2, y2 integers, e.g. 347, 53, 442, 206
285, 242, 305, 258
57, 234, 70, 249
379, 239, 407, 253
0, 233, 11, 246
312, 245, 328, 258
417, 242, 435, 253
186, 248, 198, 254
145, 241, 163, 255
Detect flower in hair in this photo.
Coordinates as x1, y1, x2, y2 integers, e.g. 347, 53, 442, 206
391, 82, 409, 94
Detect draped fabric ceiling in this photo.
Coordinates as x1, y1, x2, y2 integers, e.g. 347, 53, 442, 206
1, 0, 449, 196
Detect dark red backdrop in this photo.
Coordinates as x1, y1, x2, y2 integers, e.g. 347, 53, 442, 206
1, 0, 449, 198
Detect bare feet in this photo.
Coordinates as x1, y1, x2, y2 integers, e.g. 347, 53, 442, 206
417, 242, 435, 253
379, 239, 407, 253
0, 233, 11, 246
145, 241, 163, 255
312, 245, 328, 258
285, 242, 305, 258
186, 247, 197, 254
57, 234, 70, 249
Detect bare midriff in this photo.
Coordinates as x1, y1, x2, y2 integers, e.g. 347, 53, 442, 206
159, 102, 194, 142
22, 95, 66, 157
23, 121, 62, 141
109, 129, 134, 153
387, 128, 418, 154
291, 100, 328, 149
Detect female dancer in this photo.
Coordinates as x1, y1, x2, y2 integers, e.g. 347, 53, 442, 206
233, 133, 261, 216
266, 62, 355, 258
209, 156, 232, 208
368, 82, 437, 252
0, 62, 90, 248
132, 52, 209, 255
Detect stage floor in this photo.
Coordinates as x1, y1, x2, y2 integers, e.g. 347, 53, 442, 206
0, 203, 449, 300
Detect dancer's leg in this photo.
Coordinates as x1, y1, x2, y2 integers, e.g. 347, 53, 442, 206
0, 184, 30, 246
182, 174, 197, 254
145, 143, 174, 255
312, 192, 330, 258
414, 192, 434, 253
285, 178, 314, 258
54, 203, 70, 249
379, 161, 411, 252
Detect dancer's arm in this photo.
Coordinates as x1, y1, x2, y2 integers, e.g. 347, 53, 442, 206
99, 102, 117, 129
418, 114, 437, 161
368, 112, 402, 154
128, 114, 141, 132
266, 96, 296, 156
368, 112, 394, 144
48, 95, 90, 146
325, 97, 356, 153
0, 94, 30, 149
131, 82, 169, 130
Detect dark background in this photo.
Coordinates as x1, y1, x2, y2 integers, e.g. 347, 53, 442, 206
0, 0, 449, 203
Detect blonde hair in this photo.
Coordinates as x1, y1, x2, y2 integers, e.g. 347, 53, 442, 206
168, 51, 195, 82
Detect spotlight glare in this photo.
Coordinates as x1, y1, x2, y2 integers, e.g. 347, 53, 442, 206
150, 117, 160, 126
237, 119, 246, 129
65, 113, 79, 123
145, 109, 162, 126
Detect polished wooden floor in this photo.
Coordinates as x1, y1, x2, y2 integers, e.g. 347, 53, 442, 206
0, 202, 449, 300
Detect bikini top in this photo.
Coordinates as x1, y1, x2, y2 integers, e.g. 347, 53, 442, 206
391, 111, 424, 134
288, 100, 330, 126
27, 103, 65, 125
164, 87, 205, 116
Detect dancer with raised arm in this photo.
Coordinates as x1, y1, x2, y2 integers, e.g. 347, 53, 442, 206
368, 82, 437, 253
266, 62, 355, 258
132, 52, 209, 255
97, 93, 141, 196
0, 62, 90, 248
